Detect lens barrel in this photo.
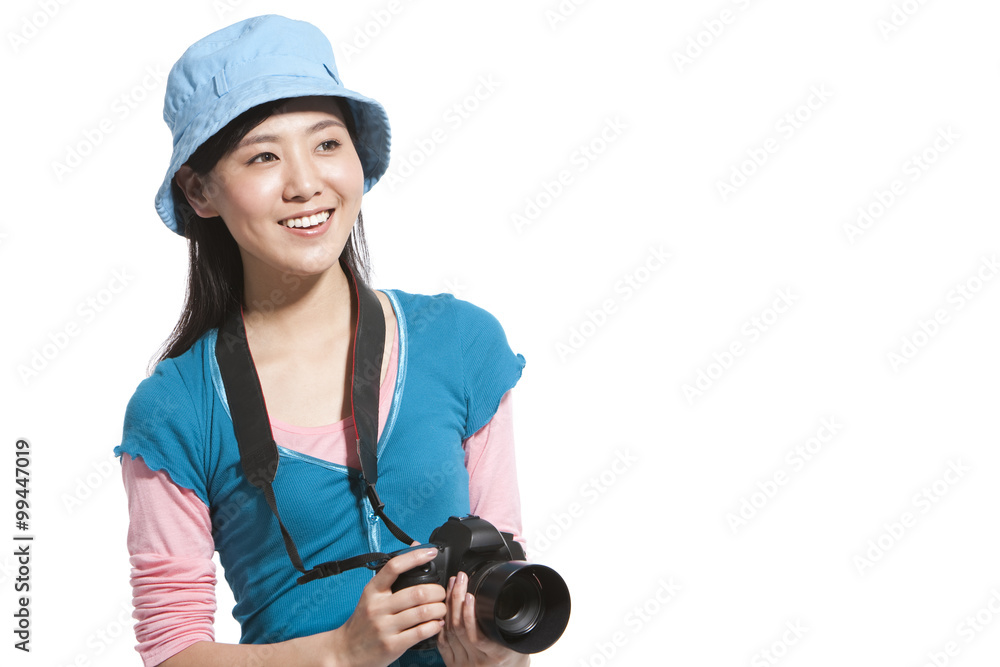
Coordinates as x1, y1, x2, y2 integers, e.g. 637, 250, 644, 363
470, 561, 571, 654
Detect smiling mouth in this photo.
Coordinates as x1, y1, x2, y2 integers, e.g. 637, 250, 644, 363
279, 209, 332, 229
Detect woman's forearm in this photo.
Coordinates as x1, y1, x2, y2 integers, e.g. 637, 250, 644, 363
157, 631, 342, 667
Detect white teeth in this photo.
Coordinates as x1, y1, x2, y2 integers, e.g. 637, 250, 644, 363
282, 210, 330, 228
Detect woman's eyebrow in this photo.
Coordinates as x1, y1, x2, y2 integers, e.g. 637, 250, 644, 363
235, 119, 348, 151
308, 119, 347, 133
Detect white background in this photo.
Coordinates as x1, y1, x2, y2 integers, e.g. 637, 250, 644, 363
3, 0, 1000, 665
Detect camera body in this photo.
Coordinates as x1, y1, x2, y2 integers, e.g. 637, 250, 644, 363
391, 514, 526, 589
386, 515, 570, 654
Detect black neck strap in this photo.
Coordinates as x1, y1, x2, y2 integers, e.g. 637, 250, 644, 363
215, 259, 414, 585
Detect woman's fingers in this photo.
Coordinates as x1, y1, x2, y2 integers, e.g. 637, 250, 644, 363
448, 572, 469, 630
395, 583, 447, 617
390, 597, 448, 632
461, 590, 481, 641
370, 547, 439, 594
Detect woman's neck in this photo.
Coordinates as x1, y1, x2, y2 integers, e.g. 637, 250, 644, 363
240, 261, 354, 352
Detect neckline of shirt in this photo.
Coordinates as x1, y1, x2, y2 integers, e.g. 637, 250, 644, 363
269, 313, 398, 434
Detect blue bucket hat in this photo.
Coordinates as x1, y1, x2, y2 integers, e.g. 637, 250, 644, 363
155, 14, 391, 235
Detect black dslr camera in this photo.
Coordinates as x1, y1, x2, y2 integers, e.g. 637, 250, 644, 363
385, 515, 571, 654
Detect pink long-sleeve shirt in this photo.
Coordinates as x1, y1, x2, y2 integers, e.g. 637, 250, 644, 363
121, 316, 523, 667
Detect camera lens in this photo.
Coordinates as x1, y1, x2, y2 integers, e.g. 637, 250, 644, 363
469, 561, 570, 654
494, 573, 542, 635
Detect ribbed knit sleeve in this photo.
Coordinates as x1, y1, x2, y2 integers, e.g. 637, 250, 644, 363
114, 357, 211, 505
453, 297, 526, 438
121, 454, 216, 667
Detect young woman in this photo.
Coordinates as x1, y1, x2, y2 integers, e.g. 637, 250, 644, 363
116, 15, 529, 667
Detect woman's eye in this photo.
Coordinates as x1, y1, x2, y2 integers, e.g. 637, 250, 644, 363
319, 140, 342, 151
248, 152, 278, 164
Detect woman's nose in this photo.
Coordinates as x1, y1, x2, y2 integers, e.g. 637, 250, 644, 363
282, 154, 322, 201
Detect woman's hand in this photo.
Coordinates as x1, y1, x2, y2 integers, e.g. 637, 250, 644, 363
331, 547, 447, 667
437, 571, 530, 667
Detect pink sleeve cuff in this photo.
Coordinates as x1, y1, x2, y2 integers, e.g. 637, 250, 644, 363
121, 453, 217, 666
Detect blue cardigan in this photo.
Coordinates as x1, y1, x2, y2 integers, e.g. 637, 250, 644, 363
115, 289, 525, 666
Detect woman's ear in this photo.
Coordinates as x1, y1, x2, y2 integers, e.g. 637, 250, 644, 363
174, 165, 220, 219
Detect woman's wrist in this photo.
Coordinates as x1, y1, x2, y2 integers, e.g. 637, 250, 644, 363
294, 628, 348, 667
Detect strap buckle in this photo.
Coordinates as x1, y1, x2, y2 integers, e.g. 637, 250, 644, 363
296, 553, 392, 585
366, 483, 385, 513
297, 561, 342, 585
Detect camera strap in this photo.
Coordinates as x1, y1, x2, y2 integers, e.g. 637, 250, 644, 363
215, 259, 414, 585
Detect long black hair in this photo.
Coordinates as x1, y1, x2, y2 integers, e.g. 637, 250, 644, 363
150, 97, 371, 372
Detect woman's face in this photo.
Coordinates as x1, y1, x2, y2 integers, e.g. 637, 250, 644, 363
185, 96, 364, 281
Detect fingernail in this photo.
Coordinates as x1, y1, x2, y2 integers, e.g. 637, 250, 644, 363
447, 576, 455, 593
466, 593, 474, 605
424, 548, 438, 558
